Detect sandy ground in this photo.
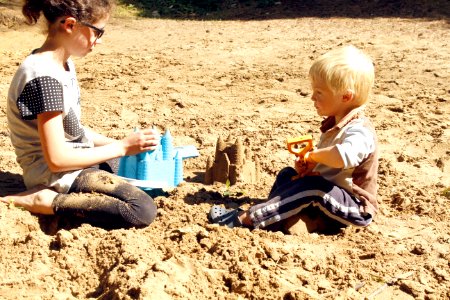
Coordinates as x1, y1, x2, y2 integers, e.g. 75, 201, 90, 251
1, 2, 449, 299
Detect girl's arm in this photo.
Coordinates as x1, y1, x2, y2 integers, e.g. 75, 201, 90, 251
83, 127, 116, 146
38, 111, 159, 173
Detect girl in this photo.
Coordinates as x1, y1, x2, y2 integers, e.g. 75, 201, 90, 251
1, 0, 159, 229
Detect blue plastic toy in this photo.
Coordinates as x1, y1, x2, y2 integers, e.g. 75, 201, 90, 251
118, 129, 199, 189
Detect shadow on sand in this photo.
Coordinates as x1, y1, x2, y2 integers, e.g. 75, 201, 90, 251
120, 0, 449, 21
1, 0, 448, 27
0, 171, 26, 196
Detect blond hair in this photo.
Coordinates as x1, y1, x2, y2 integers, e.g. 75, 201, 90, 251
309, 45, 375, 106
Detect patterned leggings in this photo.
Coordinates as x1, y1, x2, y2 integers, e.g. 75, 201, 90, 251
248, 167, 372, 229
51, 160, 157, 229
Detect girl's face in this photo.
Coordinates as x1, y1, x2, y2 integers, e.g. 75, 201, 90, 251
70, 16, 109, 57
310, 77, 345, 119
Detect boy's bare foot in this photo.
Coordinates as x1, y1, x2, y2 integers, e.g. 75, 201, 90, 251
0, 185, 58, 215
237, 211, 253, 227
282, 212, 328, 235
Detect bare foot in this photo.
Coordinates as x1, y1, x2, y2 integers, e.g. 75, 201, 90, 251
238, 211, 253, 227
282, 212, 328, 235
0, 185, 58, 215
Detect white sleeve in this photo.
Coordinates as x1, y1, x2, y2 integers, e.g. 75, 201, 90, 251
335, 124, 375, 169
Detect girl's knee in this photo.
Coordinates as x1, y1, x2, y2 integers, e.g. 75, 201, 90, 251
126, 195, 157, 227
138, 199, 157, 226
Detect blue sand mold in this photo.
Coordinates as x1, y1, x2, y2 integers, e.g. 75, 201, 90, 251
118, 129, 199, 190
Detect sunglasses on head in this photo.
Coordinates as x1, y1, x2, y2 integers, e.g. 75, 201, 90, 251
61, 19, 105, 39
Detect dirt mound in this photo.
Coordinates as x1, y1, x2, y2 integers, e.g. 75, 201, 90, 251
0, 3, 449, 300
0, 3, 24, 29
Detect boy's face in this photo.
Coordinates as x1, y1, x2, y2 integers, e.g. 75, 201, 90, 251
310, 78, 345, 118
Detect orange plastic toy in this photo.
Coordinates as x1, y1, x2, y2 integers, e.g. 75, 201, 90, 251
286, 134, 313, 158
287, 134, 316, 179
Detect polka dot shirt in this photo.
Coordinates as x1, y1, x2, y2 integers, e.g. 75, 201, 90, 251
7, 54, 92, 193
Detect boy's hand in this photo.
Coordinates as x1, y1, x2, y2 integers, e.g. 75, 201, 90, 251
293, 152, 317, 179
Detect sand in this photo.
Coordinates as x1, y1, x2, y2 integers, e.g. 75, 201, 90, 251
0, 2, 449, 299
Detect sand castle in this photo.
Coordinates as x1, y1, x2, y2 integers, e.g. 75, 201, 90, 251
204, 136, 260, 185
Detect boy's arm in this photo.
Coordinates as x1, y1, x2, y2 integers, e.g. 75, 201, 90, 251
294, 145, 342, 178
307, 123, 376, 170
307, 145, 344, 168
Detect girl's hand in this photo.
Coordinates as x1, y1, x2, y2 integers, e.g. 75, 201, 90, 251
38, 112, 161, 172
121, 127, 160, 156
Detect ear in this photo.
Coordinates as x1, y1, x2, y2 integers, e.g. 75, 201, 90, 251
60, 17, 77, 33
342, 89, 354, 103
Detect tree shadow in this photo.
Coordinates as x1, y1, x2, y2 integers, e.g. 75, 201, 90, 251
2, 0, 448, 21
120, 0, 449, 21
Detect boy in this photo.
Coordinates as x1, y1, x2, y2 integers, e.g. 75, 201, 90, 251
209, 45, 378, 231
